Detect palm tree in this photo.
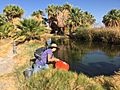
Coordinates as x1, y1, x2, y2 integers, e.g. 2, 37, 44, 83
81, 12, 96, 27
56, 4, 72, 34
46, 4, 95, 35
62, 3, 72, 11
46, 5, 60, 33
0, 14, 8, 26
3, 5, 24, 24
102, 9, 120, 27
32, 10, 44, 16
16, 18, 45, 43
46, 5, 58, 19
66, 8, 82, 35
46, 4, 73, 34
2, 5, 24, 44
31, 10, 45, 24
0, 22, 14, 39
66, 8, 96, 35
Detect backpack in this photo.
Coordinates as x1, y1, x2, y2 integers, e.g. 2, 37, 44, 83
34, 47, 47, 60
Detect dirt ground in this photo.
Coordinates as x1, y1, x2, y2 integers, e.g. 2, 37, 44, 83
0, 39, 17, 90
0, 39, 45, 90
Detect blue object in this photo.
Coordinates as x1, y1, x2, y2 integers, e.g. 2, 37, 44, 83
46, 38, 52, 47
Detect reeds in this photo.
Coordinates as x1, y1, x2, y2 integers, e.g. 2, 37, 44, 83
74, 27, 120, 45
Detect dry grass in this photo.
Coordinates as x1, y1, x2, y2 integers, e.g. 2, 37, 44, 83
93, 71, 120, 90
0, 39, 13, 57
13, 40, 45, 67
0, 73, 17, 90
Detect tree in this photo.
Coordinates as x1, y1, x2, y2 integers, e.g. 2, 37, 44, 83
32, 10, 44, 17
3, 5, 24, 23
15, 18, 45, 43
0, 14, 8, 26
46, 4, 73, 34
31, 10, 45, 24
62, 3, 72, 11
0, 22, 14, 39
46, 5, 58, 18
46, 4, 95, 35
56, 4, 72, 34
66, 8, 81, 35
46, 5, 59, 33
66, 8, 95, 35
1, 5, 24, 42
102, 9, 120, 27
81, 11, 96, 27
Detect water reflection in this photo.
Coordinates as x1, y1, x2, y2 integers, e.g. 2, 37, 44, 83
52, 38, 120, 77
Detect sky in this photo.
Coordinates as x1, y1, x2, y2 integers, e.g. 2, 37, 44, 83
0, 0, 120, 26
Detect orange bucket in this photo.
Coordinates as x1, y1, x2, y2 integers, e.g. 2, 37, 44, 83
55, 61, 69, 71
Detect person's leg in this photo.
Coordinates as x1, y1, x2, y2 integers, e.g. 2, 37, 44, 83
33, 64, 49, 73
33, 64, 42, 73
41, 64, 49, 69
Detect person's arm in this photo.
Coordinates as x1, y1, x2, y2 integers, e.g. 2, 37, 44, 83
48, 54, 59, 62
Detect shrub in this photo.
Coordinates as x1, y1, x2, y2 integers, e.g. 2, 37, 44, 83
0, 22, 14, 39
14, 18, 46, 44
75, 29, 92, 41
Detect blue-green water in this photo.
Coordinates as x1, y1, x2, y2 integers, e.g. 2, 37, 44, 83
53, 38, 120, 77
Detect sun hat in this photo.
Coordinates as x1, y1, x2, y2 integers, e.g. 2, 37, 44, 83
49, 43, 59, 49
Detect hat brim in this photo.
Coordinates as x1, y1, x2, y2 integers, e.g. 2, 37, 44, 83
49, 46, 59, 49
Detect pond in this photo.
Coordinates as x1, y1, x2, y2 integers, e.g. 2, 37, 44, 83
52, 38, 120, 77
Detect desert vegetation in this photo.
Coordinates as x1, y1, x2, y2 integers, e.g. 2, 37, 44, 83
0, 3, 120, 90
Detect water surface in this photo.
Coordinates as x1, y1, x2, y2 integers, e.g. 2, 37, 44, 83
53, 38, 120, 77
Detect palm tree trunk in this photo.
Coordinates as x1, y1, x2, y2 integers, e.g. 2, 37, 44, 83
69, 25, 72, 36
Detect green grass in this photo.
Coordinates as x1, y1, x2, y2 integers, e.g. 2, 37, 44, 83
24, 42, 42, 56
15, 67, 104, 90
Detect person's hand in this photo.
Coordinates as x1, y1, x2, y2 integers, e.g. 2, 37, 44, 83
55, 58, 60, 62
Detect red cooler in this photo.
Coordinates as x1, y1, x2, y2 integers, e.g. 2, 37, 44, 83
55, 61, 69, 71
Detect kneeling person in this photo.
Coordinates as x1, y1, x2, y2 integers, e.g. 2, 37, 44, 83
24, 43, 59, 78
34, 43, 59, 73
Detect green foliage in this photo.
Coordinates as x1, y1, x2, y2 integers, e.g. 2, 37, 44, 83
102, 9, 120, 27
75, 74, 104, 90
15, 18, 45, 42
63, 3, 72, 11
67, 8, 95, 34
31, 10, 44, 16
16, 68, 104, 90
31, 10, 47, 25
75, 29, 92, 41
74, 27, 120, 44
82, 11, 96, 26
3, 5, 24, 20
0, 14, 8, 26
67, 8, 81, 26
46, 3, 96, 35
46, 5, 59, 17
0, 22, 14, 39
